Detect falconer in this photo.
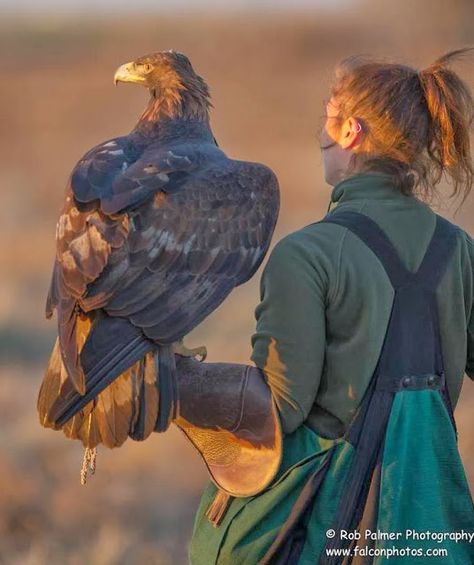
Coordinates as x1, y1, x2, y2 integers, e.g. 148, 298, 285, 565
174, 48, 474, 564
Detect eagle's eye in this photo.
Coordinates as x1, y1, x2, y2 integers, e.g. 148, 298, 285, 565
136, 62, 152, 74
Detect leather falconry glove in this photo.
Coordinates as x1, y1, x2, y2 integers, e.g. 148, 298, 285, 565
166, 355, 282, 499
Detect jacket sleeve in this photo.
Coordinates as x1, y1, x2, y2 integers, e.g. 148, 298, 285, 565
251, 235, 328, 434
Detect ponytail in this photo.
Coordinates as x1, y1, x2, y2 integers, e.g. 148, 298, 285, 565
418, 48, 474, 203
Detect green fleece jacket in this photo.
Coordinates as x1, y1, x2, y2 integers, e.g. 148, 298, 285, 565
251, 172, 474, 439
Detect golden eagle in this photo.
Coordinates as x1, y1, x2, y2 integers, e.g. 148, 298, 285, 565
38, 51, 279, 453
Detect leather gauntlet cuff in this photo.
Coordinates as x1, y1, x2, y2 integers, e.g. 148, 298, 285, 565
172, 357, 283, 497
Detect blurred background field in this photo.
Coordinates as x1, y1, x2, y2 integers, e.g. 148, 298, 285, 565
0, 0, 473, 563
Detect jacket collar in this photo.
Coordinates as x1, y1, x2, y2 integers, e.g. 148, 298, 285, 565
329, 172, 413, 208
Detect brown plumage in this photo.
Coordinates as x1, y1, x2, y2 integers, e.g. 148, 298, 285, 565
38, 50, 279, 450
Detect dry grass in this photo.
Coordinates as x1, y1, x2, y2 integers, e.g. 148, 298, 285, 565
1, 2, 473, 563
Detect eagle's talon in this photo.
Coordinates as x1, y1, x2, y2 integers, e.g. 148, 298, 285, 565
173, 341, 207, 362
196, 348, 207, 362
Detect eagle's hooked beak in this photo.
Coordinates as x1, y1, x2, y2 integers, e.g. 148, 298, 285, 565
114, 62, 144, 86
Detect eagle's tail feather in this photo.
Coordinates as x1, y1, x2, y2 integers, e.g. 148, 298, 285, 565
37, 314, 160, 448
38, 337, 69, 429
129, 351, 160, 441
155, 344, 177, 432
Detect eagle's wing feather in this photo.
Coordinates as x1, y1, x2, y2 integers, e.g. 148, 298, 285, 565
97, 156, 279, 342
46, 139, 203, 391
63, 140, 278, 341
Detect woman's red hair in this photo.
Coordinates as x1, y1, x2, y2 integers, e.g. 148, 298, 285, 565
330, 48, 474, 208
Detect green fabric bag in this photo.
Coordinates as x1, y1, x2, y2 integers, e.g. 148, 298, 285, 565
189, 393, 473, 564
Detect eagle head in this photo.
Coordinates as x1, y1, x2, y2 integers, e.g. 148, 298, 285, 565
114, 50, 209, 96
114, 50, 211, 120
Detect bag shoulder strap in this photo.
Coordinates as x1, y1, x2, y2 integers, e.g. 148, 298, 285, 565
319, 210, 459, 291
413, 214, 460, 288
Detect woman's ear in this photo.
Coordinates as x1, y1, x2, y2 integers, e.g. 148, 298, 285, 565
339, 117, 363, 150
